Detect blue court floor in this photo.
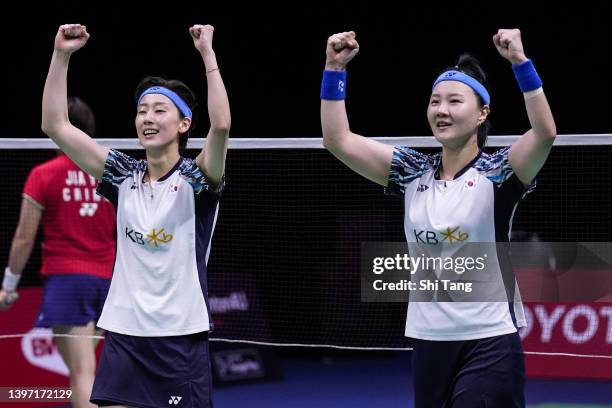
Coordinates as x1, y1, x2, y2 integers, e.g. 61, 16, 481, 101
213, 350, 612, 407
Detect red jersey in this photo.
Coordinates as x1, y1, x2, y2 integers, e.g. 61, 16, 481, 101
22, 153, 115, 278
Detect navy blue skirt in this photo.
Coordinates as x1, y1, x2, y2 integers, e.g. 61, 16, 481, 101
91, 331, 212, 408
412, 332, 525, 407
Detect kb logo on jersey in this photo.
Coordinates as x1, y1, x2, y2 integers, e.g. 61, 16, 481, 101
414, 226, 469, 244
125, 227, 173, 247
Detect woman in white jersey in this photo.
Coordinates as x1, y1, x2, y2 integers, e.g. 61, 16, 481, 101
320, 29, 555, 407
41, 23, 230, 408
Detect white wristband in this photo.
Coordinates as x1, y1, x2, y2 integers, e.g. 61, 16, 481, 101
2, 267, 20, 292
523, 87, 544, 99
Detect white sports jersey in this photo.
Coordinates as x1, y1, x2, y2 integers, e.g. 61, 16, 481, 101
96, 149, 222, 336
387, 146, 535, 341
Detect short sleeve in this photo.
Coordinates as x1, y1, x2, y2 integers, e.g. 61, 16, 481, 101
22, 166, 46, 209
479, 146, 536, 200
96, 149, 141, 205
385, 147, 436, 196
178, 158, 225, 197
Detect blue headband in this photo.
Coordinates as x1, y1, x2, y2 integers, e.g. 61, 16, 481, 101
432, 71, 490, 106
137, 86, 193, 119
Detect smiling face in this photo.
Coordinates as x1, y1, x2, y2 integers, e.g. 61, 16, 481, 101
135, 93, 191, 153
427, 81, 489, 149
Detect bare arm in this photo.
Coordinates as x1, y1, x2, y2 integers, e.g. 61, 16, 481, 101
41, 24, 109, 180
0, 197, 43, 310
8, 197, 43, 275
191, 25, 231, 186
321, 32, 393, 186
493, 29, 556, 185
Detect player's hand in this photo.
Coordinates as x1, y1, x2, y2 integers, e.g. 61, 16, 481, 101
189, 24, 215, 55
54, 24, 90, 55
493, 28, 528, 65
0, 289, 19, 311
325, 31, 360, 71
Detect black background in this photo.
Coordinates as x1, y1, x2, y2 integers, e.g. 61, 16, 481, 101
2, 1, 611, 139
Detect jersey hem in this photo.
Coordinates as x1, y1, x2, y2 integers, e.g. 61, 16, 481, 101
97, 324, 211, 337
405, 325, 518, 341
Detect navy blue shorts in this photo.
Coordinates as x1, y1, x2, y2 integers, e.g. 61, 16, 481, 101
411, 332, 525, 408
35, 274, 110, 328
91, 331, 212, 408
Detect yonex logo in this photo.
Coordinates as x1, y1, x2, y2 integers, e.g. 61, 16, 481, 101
445, 72, 457, 78
417, 185, 429, 192
168, 396, 182, 405
79, 203, 98, 216
338, 80, 345, 92
130, 182, 138, 190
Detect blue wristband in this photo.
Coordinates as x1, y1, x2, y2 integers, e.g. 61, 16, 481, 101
321, 70, 347, 100
511, 59, 543, 93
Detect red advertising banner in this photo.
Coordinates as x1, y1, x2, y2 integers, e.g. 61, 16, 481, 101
521, 302, 612, 379
0, 287, 103, 406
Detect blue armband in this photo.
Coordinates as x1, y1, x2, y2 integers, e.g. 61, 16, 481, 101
512, 59, 543, 93
320, 70, 347, 100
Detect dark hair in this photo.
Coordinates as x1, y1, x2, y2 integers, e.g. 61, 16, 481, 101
134, 76, 199, 154
68, 96, 96, 137
440, 53, 491, 148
